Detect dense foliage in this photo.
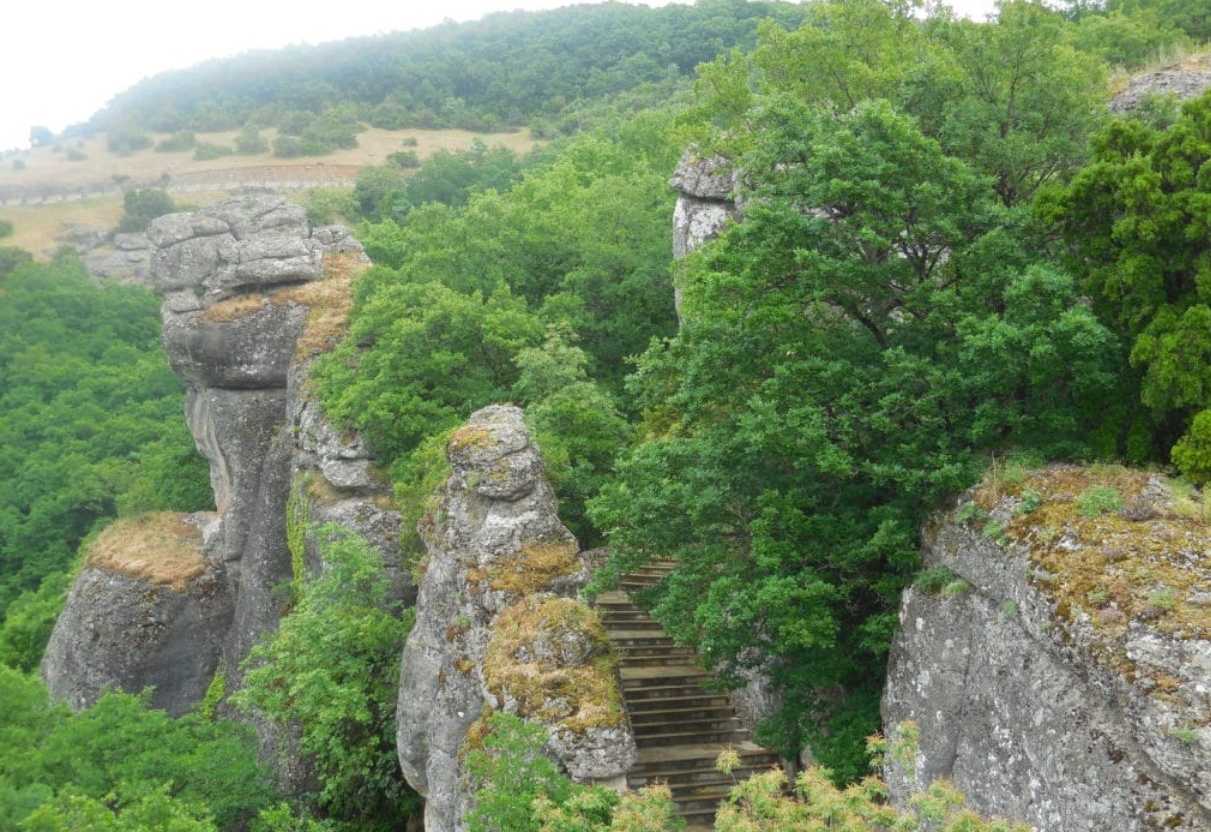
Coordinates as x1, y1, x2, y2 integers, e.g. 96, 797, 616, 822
89, 2, 809, 137
5, 1, 1209, 829
0, 256, 210, 628
1040, 91, 1211, 481
314, 124, 679, 543
118, 189, 177, 233
465, 712, 682, 832
0, 668, 270, 831
235, 527, 421, 829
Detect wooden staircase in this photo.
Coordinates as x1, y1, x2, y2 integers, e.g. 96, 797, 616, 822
598, 561, 780, 827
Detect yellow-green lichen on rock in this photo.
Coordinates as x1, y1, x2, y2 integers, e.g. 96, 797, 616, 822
397, 405, 636, 832
483, 596, 624, 734
883, 463, 1210, 832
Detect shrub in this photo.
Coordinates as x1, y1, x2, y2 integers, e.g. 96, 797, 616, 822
234, 126, 269, 155
192, 142, 233, 161
1076, 485, 1123, 517
155, 132, 196, 152
235, 527, 420, 826
388, 150, 421, 168
65, 149, 87, 162
1172, 410, 1211, 485
302, 188, 357, 225
106, 127, 152, 156
400, 136, 419, 147
118, 189, 176, 233
0, 220, 12, 239
914, 567, 961, 594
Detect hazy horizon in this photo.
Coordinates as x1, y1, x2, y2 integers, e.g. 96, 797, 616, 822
0, 0, 1001, 152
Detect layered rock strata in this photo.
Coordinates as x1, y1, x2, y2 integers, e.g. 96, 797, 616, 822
42, 197, 411, 783
883, 465, 1210, 831
397, 405, 635, 832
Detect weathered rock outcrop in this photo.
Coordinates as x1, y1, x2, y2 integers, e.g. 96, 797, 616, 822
42, 512, 229, 716
670, 153, 740, 317
56, 224, 153, 284
397, 405, 635, 832
883, 465, 1211, 831
42, 196, 411, 791
1111, 55, 1211, 113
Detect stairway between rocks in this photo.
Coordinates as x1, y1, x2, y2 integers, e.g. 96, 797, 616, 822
598, 560, 780, 828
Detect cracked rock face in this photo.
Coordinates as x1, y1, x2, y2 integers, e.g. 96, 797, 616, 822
670, 153, 740, 319
883, 466, 1211, 832
41, 195, 404, 797
1111, 62, 1211, 114
397, 405, 635, 832
42, 513, 230, 716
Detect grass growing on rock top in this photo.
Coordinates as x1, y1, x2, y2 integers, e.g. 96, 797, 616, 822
971, 464, 1211, 690
87, 512, 208, 591
482, 596, 624, 734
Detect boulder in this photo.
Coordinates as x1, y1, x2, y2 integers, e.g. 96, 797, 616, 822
883, 465, 1211, 831
397, 405, 635, 832
1111, 58, 1211, 113
42, 513, 230, 716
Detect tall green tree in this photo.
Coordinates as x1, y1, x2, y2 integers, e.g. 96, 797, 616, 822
1039, 91, 1211, 477
591, 100, 1119, 779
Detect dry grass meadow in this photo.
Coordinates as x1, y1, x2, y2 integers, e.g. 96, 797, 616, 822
0, 127, 538, 257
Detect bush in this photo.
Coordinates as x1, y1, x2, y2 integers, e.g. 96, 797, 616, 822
0, 573, 68, 672
118, 189, 176, 232
0, 220, 12, 239
0, 246, 32, 277
1172, 410, 1211, 485
388, 150, 421, 168
234, 126, 269, 155
302, 188, 357, 225
106, 127, 153, 156
465, 713, 682, 832
271, 135, 305, 158
400, 136, 419, 147
0, 668, 272, 830
155, 132, 196, 152
65, 149, 87, 162
235, 527, 420, 826
192, 142, 233, 161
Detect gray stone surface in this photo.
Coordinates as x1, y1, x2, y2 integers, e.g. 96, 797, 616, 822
41, 513, 231, 716
397, 405, 635, 832
883, 477, 1211, 831
670, 153, 740, 318
163, 303, 307, 389
42, 195, 377, 799
1111, 64, 1211, 113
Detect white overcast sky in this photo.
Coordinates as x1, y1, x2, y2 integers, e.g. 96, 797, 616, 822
0, 0, 1000, 152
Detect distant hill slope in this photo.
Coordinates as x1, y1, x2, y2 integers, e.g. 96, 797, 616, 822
89, 1, 807, 135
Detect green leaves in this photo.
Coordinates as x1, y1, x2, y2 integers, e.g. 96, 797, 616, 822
0, 667, 269, 831
235, 527, 419, 828
0, 257, 210, 621
1046, 91, 1211, 471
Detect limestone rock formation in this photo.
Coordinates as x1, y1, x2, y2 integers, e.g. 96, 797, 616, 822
883, 465, 1211, 832
1111, 55, 1211, 113
397, 405, 635, 832
42, 196, 410, 793
42, 512, 230, 716
670, 153, 740, 317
